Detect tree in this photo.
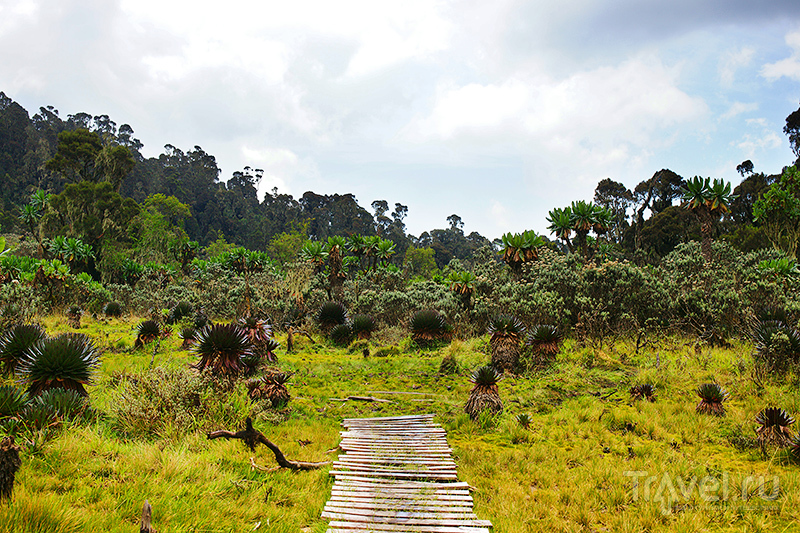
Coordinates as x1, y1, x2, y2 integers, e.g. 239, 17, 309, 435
546, 207, 574, 253
680, 176, 736, 262
632, 169, 684, 250
736, 160, 754, 177
753, 166, 800, 259
593, 178, 632, 244
95, 144, 136, 191
784, 104, 800, 165
44, 128, 103, 183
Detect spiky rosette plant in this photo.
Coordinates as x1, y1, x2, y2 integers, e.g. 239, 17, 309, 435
317, 302, 347, 333
695, 383, 729, 416
630, 384, 657, 402
792, 435, 800, 459
134, 320, 162, 348
527, 325, 564, 364
488, 315, 525, 373
410, 309, 451, 347
179, 327, 197, 349
246, 371, 293, 407
19, 401, 58, 430
264, 338, 279, 362
464, 365, 503, 421
755, 307, 788, 325
103, 301, 123, 318
516, 413, 532, 430
351, 314, 377, 340
66, 305, 82, 329
166, 301, 193, 325
0, 323, 46, 374
34, 388, 89, 422
192, 323, 253, 376
755, 407, 795, 449
329, 323, 353, 347
193, 310, 211, 329
237, 316, 273, 345
17, 333, 100, 397
0, 385, 27, 418
751, 319, 800, 371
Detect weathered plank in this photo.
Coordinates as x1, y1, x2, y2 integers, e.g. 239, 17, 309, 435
323, 414, 491, 533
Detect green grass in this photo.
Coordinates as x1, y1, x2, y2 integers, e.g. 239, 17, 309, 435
1, 316, 799, 532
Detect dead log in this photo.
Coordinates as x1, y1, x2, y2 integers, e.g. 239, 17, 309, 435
330, 396, 394, 403
0, 436, 21, 502
207, 418, 330, 471
140, 500, 157, 533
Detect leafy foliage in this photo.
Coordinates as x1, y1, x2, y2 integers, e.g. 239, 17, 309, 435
103, 301, 123, 318
329, 323, 353, 347
316, 301, 347, 332
246, 371, 293, 407
755, 407, 794, 449
629, 384, 656, 402
134, 320, 162, 348
0, 385, 28, 418
350, 314, 376, 340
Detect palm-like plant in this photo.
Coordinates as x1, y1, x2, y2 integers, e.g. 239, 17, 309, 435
695, 383, 729, 416
488, 315, 526, 373
527, 325, 564, 365
501, 231, 544, 274
464, 365, 503, 420
237, 317, 273, 346
351, 314, 376, 340
516, 413, 532, 430
547, 207, 574, 253
630, 384, 657, 402
134, 320, 162, 348
192, 323, 253, 376
755, 407, 794, 449
300, 241, 328, 273
410, 309, 451, 347
447, 271, 477, 307
17, 333, 100, 397
179, 327, 197, 349
375, 239, 396, 266
317, 302, 348, 333
681, 176, 736, 262
0, 324, 46, 374
569, 200, 597, 260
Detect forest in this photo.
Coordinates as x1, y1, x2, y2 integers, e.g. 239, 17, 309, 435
0, 93, 799, 532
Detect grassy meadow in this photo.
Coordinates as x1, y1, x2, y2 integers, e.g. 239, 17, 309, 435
1, 314, 799, 533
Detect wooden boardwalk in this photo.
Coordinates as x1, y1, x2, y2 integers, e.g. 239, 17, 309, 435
323, 414, 492, 533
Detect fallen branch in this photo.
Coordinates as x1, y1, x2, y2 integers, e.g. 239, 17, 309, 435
250, 457, 280, 473
330, 396, 394, 403
208, 418, 330, 471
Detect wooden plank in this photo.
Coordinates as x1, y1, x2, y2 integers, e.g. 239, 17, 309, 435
331, 486, 472, 498
331, 476, 469, 486
323, 507, 479, 520
323, 514, 493, 527
332, 466, 459, 475
335, 459, 457, 467
343, 414, 434, 423
328, 529, 490, 533
327, 500, 475, 511
330, 471, 459, 480
329, 527, 490, 533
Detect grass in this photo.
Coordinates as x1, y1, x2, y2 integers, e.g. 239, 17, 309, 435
1, 315, 800, 532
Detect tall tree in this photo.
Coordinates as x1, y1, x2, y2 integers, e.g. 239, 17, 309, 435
593, 178, 632, 245
753, 165, 800, 259
784, 103, 800, 165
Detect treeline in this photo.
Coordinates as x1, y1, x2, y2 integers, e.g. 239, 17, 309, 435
0, 92, 489, 272
1, 91, 800, 272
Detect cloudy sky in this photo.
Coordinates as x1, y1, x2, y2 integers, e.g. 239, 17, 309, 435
2, 0, 800, 239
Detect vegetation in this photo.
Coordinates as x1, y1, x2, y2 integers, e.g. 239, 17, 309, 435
464, 365, 503, 420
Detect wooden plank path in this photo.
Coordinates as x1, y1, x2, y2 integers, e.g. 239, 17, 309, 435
323, 414, 492, 533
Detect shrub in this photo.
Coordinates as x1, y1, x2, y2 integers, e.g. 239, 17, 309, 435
103, 301, 123, 318
317, 302, 347, 332
351, 314, 376, 340
134, 320, 162, 348
0, 385, 27, 418
330, 323, 353, 347
166, 300, 193, 324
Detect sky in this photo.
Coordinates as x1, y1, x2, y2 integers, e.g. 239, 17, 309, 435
1, 0, 800, 240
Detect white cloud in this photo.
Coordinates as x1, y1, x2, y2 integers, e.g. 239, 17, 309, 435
720, 101, 758, 120
400, 55, 707, 186
761, 30, 800, 81
240, 145, 318, 199
718, 47, 754, 86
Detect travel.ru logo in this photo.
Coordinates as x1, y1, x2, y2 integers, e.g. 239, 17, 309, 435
624, 470, 780, 515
